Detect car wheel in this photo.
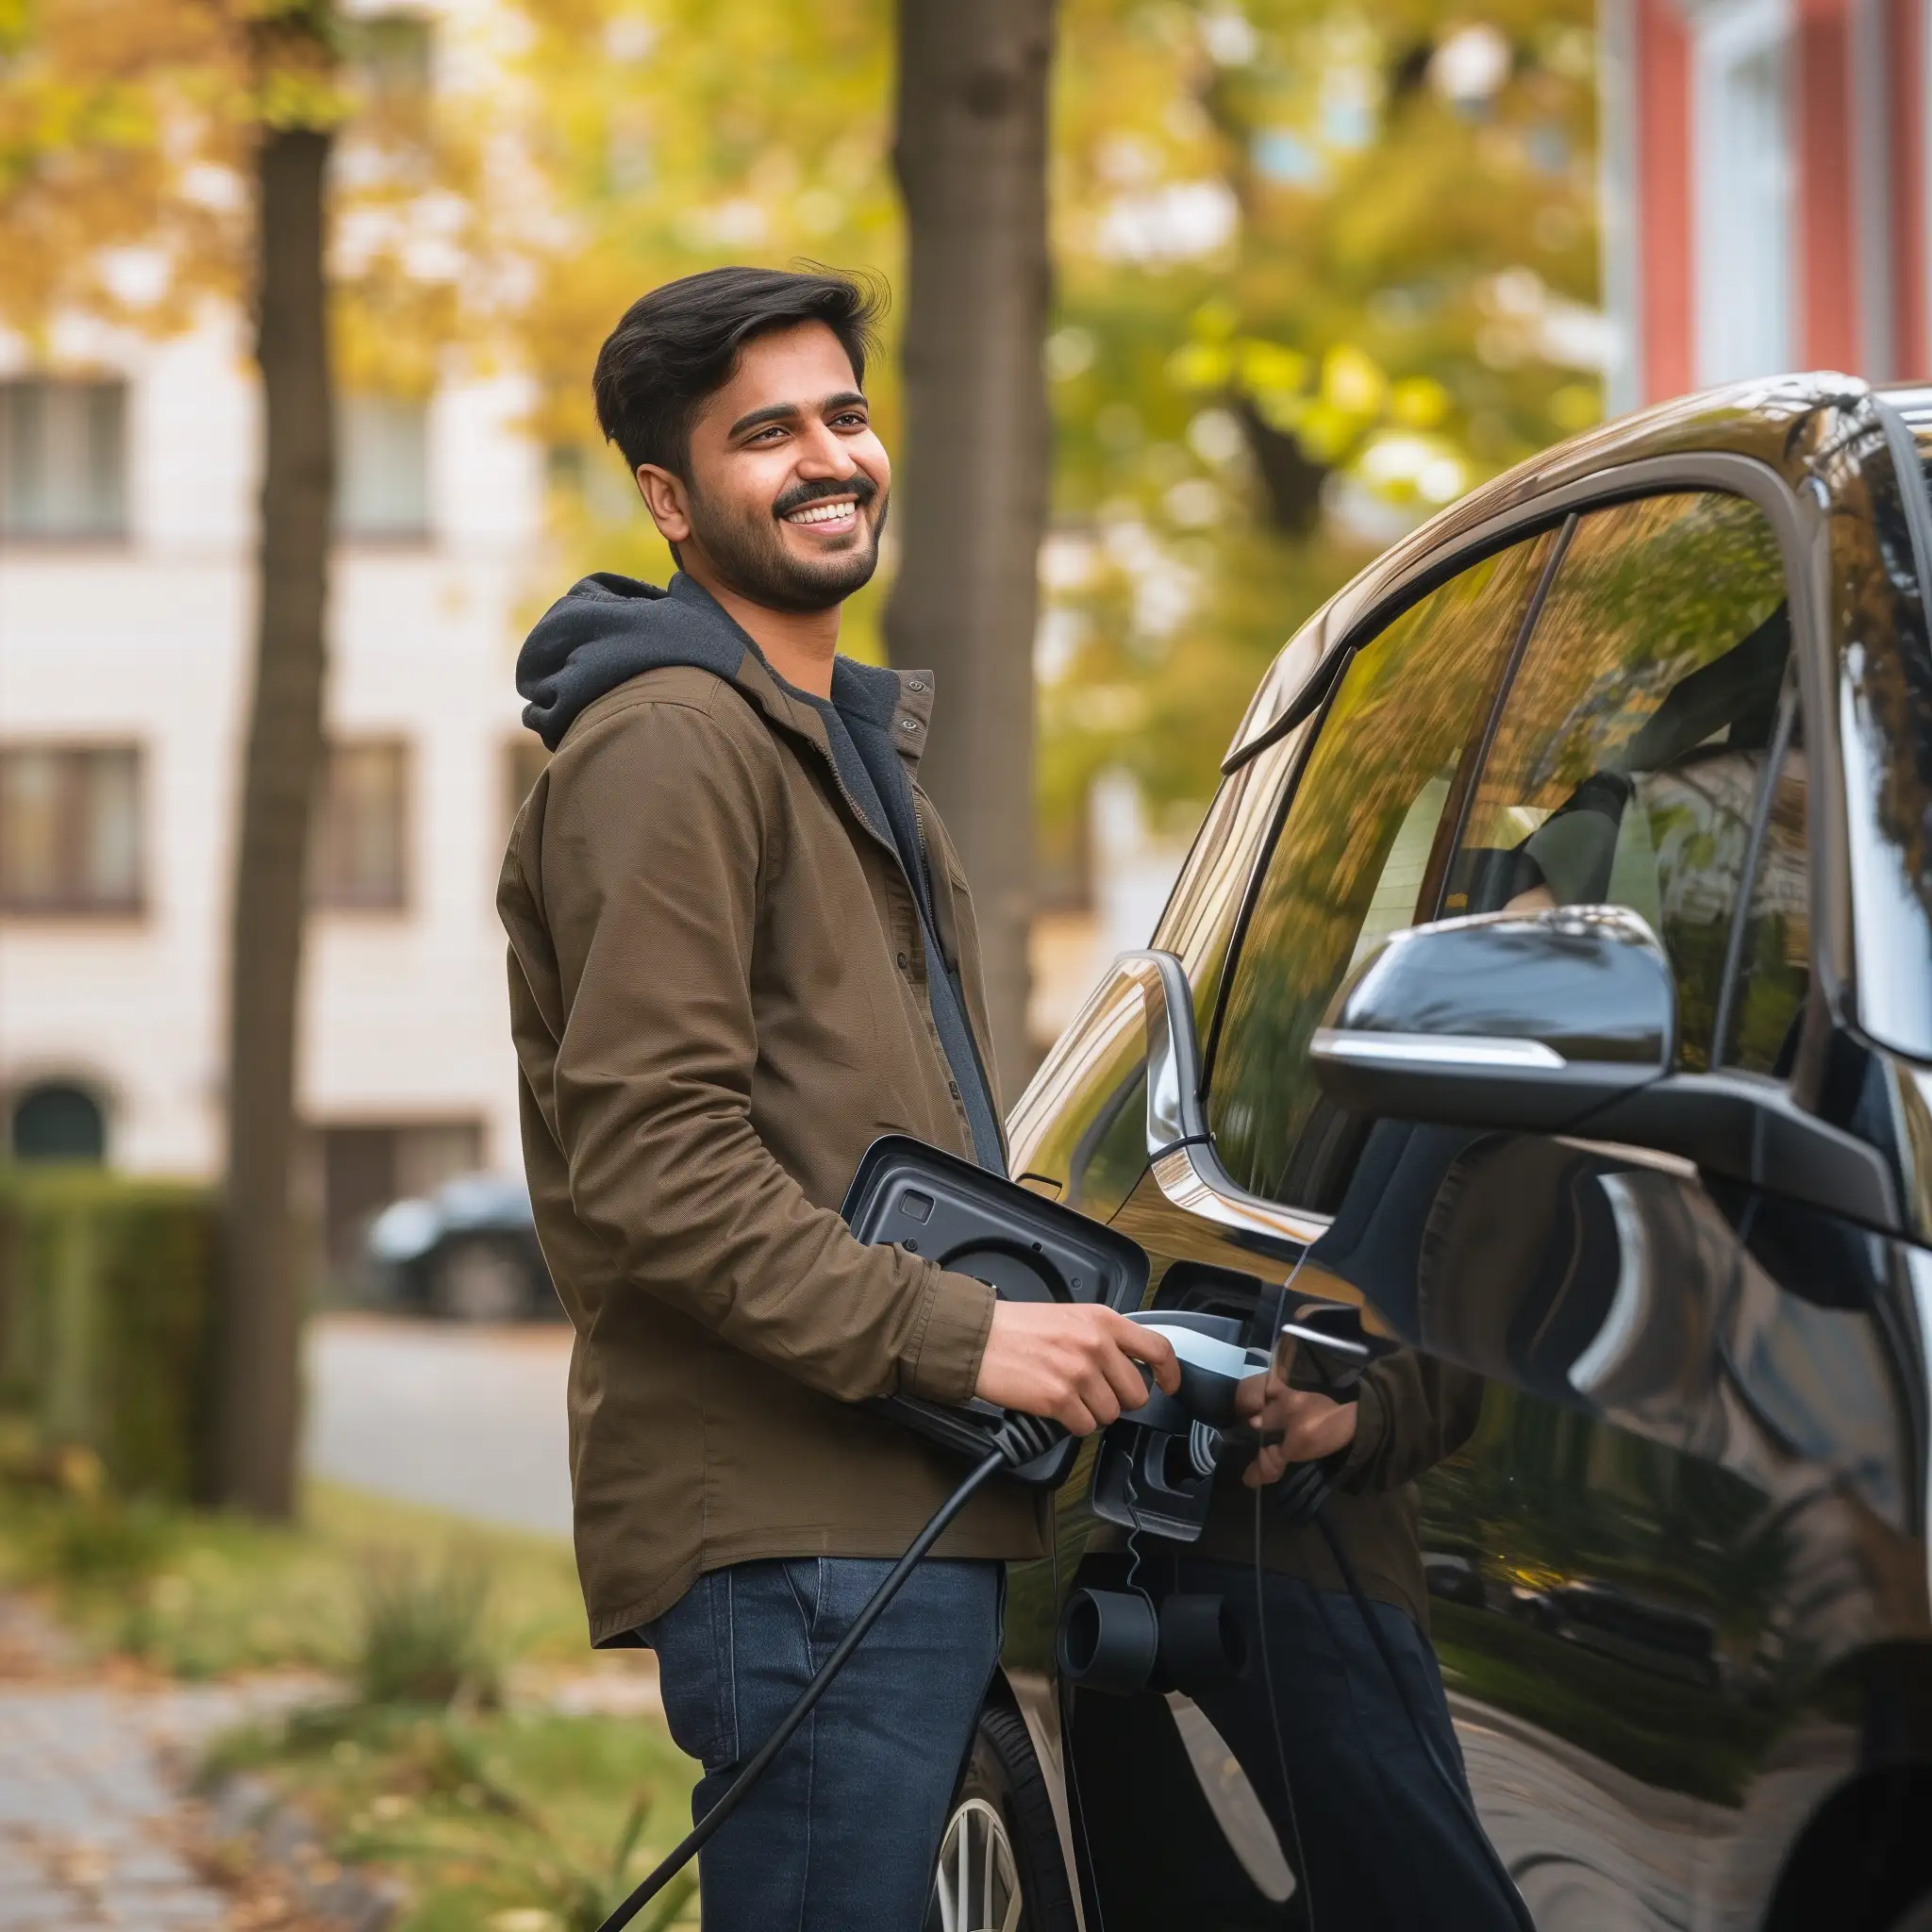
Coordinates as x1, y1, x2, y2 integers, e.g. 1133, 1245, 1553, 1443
429, 1238, 532, 1323
927, 1705, 1077, 1932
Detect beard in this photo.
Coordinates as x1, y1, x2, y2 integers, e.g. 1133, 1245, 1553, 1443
685, 476, 888, 614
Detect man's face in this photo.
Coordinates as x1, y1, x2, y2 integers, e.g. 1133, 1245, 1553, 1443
636, 321, 891, 613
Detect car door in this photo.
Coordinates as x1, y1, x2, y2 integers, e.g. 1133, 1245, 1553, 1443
1006, 527, 1566, 1930
1206, 485, 1927, 1932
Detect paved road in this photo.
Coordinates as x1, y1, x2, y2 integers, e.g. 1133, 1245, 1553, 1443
302, 1313, 574, 1536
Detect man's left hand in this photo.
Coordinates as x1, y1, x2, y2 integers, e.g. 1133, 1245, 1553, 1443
1233, 1371, 1358, 1488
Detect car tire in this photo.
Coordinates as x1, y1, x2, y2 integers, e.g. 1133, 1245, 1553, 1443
927, 1704, 1078, 1932
428, 1237, 533, 1323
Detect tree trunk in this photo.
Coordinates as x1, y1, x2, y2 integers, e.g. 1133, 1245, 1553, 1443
887, 0, 1055, 1091
215, 125, 334, 1517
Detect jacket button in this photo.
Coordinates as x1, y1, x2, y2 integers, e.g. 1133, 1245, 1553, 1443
907, 677, 927, 692
948, 1080, 960, 1098
896, 951, 909, 970
899, 716, 920, 732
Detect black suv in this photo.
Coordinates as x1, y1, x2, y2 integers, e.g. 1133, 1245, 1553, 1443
929, 377, 1932, 1932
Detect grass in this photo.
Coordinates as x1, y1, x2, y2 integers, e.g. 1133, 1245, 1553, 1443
0, 1473, 592, 1679
0, 1465, 698, 1928
207, 1702, 700, 1932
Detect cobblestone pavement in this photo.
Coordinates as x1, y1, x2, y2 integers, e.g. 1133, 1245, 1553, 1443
0, 1599, 317, 1931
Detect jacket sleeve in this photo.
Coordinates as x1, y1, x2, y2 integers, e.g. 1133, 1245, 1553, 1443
1334, 1352, 1484, 1494
518, 690, 994, 1407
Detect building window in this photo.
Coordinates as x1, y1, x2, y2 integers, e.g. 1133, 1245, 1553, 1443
0, 745, 142, 914
313, 739, 409, 909
9, 1081, 107, 1164
336, 393, 430, 541
0, 379, 127, 541
504, 738, 548, 841
1694, 0, 1793, 386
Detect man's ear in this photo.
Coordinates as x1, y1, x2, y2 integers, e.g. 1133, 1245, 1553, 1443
635, 463, 692, 545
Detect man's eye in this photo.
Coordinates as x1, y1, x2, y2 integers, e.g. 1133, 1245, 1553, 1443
832, 412, 867, 428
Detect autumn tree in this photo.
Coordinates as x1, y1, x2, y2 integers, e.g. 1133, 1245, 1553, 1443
887, 0, 1056, 1084
1039, 0, 1601, 858
220, 2, 339, 1519
1, 0, 485, 1515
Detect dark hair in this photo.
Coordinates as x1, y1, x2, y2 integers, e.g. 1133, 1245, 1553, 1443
592, 265, 885, 480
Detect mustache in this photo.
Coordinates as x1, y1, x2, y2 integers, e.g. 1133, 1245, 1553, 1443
771, 473, 879, 520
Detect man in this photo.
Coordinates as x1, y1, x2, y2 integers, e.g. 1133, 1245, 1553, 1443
498, 265, 1178, 1929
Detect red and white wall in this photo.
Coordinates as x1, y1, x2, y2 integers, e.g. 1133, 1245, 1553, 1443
1600, 0, 1932, 409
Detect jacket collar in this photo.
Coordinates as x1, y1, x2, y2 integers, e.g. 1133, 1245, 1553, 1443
672, 574, 936, 779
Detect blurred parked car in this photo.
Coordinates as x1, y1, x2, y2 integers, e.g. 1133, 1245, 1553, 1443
1510, 1578, 1724, 1690
364, 1173, 559, 1321
1422, 1544, 1489, 1608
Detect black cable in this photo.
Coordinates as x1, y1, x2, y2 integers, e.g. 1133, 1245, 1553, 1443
1254, 1252, 1315, 1931
594, 1444, 1011, 1932
1252, 1479, 1315, 1932
1313, 1510, 1536, 1932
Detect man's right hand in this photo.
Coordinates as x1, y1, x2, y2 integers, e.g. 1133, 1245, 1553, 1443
974, 1301, 1181, 1436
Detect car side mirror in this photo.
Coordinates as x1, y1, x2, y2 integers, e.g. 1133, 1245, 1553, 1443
1311, 906, 1674, 1131
1310, 906, 1901, 1235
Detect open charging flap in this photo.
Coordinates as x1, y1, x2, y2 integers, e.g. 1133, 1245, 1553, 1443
841, 1135, 1150, 1487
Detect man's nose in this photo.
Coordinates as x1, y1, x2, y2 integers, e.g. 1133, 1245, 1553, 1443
793, 421, 860, 477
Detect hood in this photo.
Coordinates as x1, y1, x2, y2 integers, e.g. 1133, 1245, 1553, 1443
517, 571, 751, 751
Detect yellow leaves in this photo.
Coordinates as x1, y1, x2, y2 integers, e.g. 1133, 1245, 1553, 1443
1548, 380, 1598, 433
1320, 341, 1384, 416
1241, 339, 1309, 395
1166, 341, 1231, 391
1166, 332, 1307, 403
1389, 374, 1450, 428
252, 61, 350, 133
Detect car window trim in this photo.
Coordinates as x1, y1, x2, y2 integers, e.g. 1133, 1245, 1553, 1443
1198, 453, 1830, 1213
1708, 666, 1803, 1074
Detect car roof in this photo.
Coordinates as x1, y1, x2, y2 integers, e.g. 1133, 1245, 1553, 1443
1224, 371, 1910, 770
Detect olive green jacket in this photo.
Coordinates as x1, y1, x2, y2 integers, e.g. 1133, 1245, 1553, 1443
499, 588, 1044, 1646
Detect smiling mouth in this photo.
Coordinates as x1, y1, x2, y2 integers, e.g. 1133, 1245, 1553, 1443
782, 497, 860, 530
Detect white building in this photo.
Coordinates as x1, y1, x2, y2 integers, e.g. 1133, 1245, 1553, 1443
0, 308, 543, 1269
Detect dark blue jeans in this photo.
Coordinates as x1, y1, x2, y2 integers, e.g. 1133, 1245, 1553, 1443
641, 1557, 1001, 1932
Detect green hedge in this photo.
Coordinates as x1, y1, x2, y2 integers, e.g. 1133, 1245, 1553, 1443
0, 1169, 220, 1503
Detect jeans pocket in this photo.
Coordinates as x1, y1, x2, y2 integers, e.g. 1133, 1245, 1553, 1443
645, 1571, 740, 1773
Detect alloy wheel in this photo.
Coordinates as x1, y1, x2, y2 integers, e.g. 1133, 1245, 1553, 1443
930, 1794, 1023, 1932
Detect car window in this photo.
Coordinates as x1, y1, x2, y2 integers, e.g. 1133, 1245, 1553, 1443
1442, 491, 1793, 1073
1208, 533, 1556, 1208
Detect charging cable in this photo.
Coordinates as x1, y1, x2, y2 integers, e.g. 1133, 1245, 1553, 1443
593, 1411, 1062, 1932
1248, 1253, 1316, 1929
